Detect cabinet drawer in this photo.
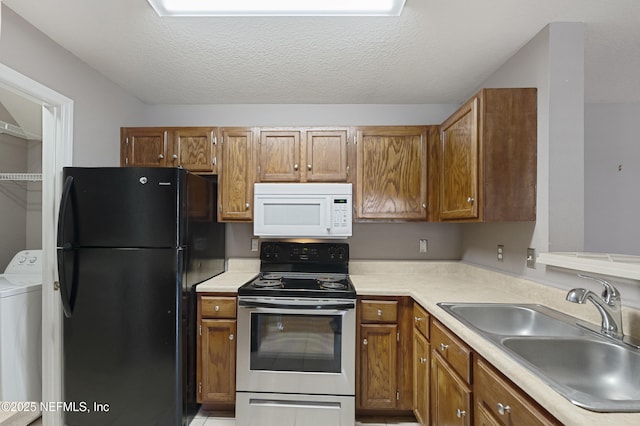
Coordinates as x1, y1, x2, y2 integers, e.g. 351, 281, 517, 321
431, 320, 472, 383
413, 303, 429, 339
201, 296, 237, 318
475, 357, 560, 425
361, 300, 398, 323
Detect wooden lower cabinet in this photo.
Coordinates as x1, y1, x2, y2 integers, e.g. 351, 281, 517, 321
360, 323, 398, 408
356, 296, 413, 415
197, 294, 237, 407
474, 357, 560, 426
413, 327, 430, 424
431, 351, 472, 425
430, 320, 472, 426
413, 303, 430, 425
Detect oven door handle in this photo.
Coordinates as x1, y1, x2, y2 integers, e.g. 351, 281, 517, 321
238, 299, 355, 311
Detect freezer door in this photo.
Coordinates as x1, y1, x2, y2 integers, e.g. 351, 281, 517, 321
58, 167, 184, 248
62, 248, 187, 426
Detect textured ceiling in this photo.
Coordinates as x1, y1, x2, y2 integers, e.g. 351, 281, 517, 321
4, 0, 640, 104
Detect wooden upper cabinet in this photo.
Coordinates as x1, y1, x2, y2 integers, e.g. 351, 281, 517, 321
120, 127, 216, 173
173, 127, 216, 173
356, 126, 428, 220
121, 128, 169, 167
439, 88, 537, 222
440, 99, 479, 220
218, 128, 254, 222
306, 130, 349, 182
257, 130, 301, 182
256, 128, 349, 182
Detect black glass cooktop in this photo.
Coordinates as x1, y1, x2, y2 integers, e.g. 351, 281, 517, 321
238, 242, 356, 299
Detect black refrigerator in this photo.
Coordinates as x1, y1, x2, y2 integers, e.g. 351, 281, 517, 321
56, 167, 225, 426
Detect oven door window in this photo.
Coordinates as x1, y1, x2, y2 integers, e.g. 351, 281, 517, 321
250, 313, 342, 373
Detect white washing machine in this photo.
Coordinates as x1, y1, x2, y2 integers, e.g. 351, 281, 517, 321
0, 250, 42, 402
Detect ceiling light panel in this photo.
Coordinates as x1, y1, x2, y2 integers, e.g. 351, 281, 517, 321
147, 0, 406, 16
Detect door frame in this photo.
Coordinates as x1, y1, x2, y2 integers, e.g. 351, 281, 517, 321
0, 62, 73, 426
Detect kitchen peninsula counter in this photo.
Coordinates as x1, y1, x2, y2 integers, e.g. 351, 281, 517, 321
197, 259, 640, 425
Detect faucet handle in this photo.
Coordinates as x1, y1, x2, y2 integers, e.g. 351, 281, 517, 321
577, 274, 620, 304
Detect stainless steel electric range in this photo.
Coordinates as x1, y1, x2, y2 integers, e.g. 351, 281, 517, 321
236, 242, 356, 426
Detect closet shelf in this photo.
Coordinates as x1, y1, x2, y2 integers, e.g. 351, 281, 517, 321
0, 173, 43, 182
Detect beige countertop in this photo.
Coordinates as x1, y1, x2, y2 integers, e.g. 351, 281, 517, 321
197, 259, 640, 425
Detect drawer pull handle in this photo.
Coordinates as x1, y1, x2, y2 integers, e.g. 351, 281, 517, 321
497, 403, 511, 415
456, 409, 466, 418
377, 309, 383, 316
439, 343, 449, 351
214, 305, 220, 312
363, 338, 368, 345
229, 334, 234, 341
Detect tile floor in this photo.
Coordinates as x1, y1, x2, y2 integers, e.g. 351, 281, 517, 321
190, 410, 420, 426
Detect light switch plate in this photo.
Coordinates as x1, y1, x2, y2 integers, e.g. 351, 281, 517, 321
251, 238, 259, 252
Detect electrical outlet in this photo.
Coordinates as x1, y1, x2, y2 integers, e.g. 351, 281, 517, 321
497, 244, 504, 262
419, 239, 428, 253
251, 238, 259, 252
527, 248, 536, 268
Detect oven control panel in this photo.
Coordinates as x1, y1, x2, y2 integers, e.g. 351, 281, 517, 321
260, 242, 348, 263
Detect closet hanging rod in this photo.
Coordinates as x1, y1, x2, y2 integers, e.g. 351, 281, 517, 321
0, 173, 43, 182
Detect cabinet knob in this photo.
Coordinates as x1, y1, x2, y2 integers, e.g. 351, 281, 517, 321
214, 305, 220, 312
467, 197, 475, 203
422, 203, 427, 209
294, 163, 299, 170
414, 316, 423, 322
456, 409, 466, 418
172, 154, 178, 160
377, 309, 383, 317
419, 357, 427, 364
363, 338, 368, 345
497, 403, 511, 415
229, 334, 234, 341
439, 343, 449, 351
308, 164, 312, 171
245, 203, 250, 209
158, 154, 164, 160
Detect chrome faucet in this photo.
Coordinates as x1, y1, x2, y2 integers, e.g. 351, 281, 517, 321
566, 274, 624, 339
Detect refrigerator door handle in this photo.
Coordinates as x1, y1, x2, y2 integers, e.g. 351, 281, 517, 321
57, 175, 76, 317
57, 175, 74, 249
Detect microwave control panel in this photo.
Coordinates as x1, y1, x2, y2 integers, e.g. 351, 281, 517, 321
331, 198, 351, 229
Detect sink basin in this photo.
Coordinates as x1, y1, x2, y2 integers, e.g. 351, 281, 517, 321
437, 302, 640, 412
503, 337, 640, 411
438, 303, 584, 337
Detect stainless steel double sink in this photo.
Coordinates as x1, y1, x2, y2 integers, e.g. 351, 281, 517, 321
438, 303, 640, 412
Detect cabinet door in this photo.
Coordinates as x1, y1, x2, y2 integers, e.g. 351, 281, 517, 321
174, 127, 216, 172
218, 128, 254, 221
121, 128, 168, 167
413, 329, 430, 425
359, 323, 398, 409
306, 130, 348, 182
258, 130, 301, 181
431, 351, 471, 426
199, 319, 236, 404
440, 97, 479, 220
356, 127, 428, 220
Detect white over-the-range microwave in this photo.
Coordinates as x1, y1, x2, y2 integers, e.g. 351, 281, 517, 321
253, 183, 352, 238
